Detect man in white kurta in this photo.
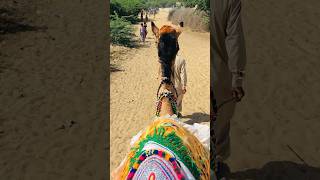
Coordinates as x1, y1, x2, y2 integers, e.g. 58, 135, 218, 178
173, 55, 187, 115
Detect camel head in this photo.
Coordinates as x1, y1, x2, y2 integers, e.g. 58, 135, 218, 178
151, 21, 182, 42
151, 22, 183, 81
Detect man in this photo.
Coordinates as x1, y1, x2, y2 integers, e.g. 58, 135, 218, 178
211, 0, 246, 179
173, 55, 187, 117
140, 9, 144, 22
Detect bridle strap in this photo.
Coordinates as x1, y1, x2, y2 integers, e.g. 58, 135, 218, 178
156, 77, 178, 98
155, 90, 178, 116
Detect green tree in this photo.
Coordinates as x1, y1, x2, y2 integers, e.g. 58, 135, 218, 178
181, 0, 209, 13
110, 14, 136, 47
110, 0, 145, 23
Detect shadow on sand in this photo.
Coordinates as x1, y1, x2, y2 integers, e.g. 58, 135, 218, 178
183, 112, 210, 124
227, 161, 320, 180
134, 40, 153, 48
0, 8, 47, 35
110, 64, 123, 73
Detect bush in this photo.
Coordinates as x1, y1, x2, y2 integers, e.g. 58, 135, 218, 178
144, 0, 177, 8
110, 0, 144, 23
110, 15, 135, 47
181, 0, 210, 13
111, 0, 179, 22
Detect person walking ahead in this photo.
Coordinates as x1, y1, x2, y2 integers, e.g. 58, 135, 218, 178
173, 55, 187, 117
140, 23, 147, 42
140, 9, 144, 22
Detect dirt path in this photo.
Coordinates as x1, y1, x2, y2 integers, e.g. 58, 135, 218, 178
110, 8, 210, 171
0, 1, 107, 179
226, 0, 320, 178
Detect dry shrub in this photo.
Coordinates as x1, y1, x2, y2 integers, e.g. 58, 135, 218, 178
168, 8, 209, 32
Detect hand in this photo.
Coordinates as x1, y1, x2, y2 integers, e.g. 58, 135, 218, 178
231, 87, 245, 102
182, 87, 186, 94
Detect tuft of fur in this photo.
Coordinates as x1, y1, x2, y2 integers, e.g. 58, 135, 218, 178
159, 25, 177, 35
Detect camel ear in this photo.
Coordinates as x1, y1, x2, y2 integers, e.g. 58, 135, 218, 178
179, 21, 184, 27
151, 21, 159, 37
175, 21, 183, 38
176, 28, 182, 38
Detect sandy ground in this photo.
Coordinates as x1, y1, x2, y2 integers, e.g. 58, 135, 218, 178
1, 0, 319, 179
110, 8, 210, 172
0, 1, 107, 179
224, 0, 320, 179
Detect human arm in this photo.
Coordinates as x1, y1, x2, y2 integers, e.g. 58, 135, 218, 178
180, 59, 187, 94
225, 0, 246, 100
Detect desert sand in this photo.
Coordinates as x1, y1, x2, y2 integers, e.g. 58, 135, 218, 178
224, 0, 320, 179
1, 0, 319, 179
0, 1, 107, 179
110, 8, 210, 172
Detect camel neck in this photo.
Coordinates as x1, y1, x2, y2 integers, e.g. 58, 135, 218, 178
159, 97, 174, 116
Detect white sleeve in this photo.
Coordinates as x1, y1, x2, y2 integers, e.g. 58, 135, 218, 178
180, 59, 187, 87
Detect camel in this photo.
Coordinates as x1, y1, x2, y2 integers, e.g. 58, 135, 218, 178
112, 23, 214, 180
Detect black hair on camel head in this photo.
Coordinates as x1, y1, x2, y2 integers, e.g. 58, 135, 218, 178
158, 33, 179, 80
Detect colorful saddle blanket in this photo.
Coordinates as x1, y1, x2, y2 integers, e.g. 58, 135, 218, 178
117, 117, 211, 180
